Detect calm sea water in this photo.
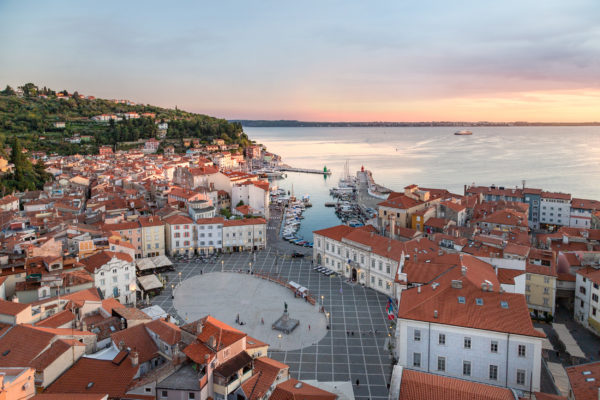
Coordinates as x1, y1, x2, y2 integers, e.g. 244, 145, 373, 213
247, 126, 600, 239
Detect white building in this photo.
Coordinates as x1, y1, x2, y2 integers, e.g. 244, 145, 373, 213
80, 251, 136, 304
570, 198, 600, 229
574, 266, 600, 335
231, 181, 270, 218
195, 217, 224, 254
222, 218, 267, 252
540, 191, 571, 228
313, 225, 406, 296
395, 267, 545, 393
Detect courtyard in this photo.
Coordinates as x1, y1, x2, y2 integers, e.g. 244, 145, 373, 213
150, 247, 394, 400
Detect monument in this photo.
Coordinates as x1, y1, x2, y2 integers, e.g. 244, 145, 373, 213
272, 301, 300, 334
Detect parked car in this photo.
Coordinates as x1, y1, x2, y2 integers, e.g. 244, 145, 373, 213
291, 252, 304, 258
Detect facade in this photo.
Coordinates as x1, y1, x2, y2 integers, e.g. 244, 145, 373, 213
102, 221, 143, 259
396, 267, 545, 393
574, 267, 600, 336
165, 215, 196, 256
196, 217, 224, 254
231, 181, 269, 218
222, 219, 267, 252
540, 192, 572, 230
523, 188, 542, 229
570, 198, 600, 229
80, 251, 136, 304
139, 216, 165, 258
313, 225, 404, 296
525, 248, 558, 317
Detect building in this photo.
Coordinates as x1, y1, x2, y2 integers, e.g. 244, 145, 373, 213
540, 192, 572, 230
195, 217, 224, 255
313, 225, 405, 296
566, 361, 600, 400
574, 266, 600, 336
99, 145, 113, 155
164, 215, 195, 256
231, 181, 270, 218
144, 138, 160, 153
102, 221, 143, 259
139, 216, 165, 258
0, 367, 35, 399
523, 188, 543, 229
570, 198, 600, 229
80, 251, 136, 304
222, 218, 267, 252
396, 265, 545, 393
0, 195, 19, 212
391, 365, 520, 400
526, 248, 558, 318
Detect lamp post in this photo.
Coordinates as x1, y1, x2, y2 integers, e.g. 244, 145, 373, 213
178, 271, 182, 286
277, 333, 283, 351
249, 261, 252, 274
221, 260, 224, 272
129, 282, 137, 308
321, 295, 324, 306
326, 311, 330, 329
171, 284, 175, 299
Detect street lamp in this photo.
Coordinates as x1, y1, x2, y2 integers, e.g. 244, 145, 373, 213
277, 333, 283, 350
249, 262, 252, 274
178, 271, 182, 285
171, 284, 175, 299
321, 295, 324, 306
221, 260, 224, 272
129, 282, 137, 308
326, 312, 330, 329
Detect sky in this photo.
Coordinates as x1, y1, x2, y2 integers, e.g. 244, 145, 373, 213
1, 0, 599, 122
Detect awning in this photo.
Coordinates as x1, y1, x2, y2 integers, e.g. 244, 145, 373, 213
150, 255, 173, 268
136, 258, 156, 272
553, 323, 586, 358
534, 328, 553, 350
288, 281, 301, 290
137, 274, 163, 291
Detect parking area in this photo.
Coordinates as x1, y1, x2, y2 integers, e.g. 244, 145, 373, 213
150, 248, 394, 400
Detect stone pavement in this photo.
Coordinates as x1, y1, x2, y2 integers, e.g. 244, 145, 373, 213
173, 272, 328, 351
150, 248, 394, 400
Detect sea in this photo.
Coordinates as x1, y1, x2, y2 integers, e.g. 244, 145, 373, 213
245, 126, 600, 240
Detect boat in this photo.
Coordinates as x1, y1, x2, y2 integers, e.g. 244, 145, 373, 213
454, 130, 473, 135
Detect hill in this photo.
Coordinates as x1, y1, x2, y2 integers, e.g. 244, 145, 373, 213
0, 83, 249, 156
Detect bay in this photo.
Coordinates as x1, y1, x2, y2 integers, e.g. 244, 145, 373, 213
246, 126, 600, 238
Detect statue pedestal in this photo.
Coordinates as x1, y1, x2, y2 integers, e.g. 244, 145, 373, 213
272, 310, 299, 334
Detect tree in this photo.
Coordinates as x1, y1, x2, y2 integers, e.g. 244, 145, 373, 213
19, 83, 38, 97
236, 200, 244, 207
0, 85, 15, 96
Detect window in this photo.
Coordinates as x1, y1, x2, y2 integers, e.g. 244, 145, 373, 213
593, 294, 599, 302
491, 341, 498, 353
371, 276, 375, 284
162, 391, 168, 397
489, 365, 498, 380
518, 345, 526, 357
188, 393, 195, 400
526, 274, 531, 281
464, 337, 471, 349
517, 369, 526, 385
413, 352, 421, 367
414, 329, 421, 342
112, 276, 118, 283
543, 298, 549, 306
386, 264, 391, 274
463, 361, 471, 376
379, 261, 383, 270
476, 298, 484, 306
544, 287, 549, 294
100, 279, 105, 286
594, 283, 599, 290
439, 333, 446, 345
458, 296, 465, 304
526, 284, 531, 291
500, 301, 509, 309
378, 279, 382, 287
437, 357, 446, 371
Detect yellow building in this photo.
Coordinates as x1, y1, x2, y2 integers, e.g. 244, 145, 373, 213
525, 249, 557, 317
139, 216, 165, 258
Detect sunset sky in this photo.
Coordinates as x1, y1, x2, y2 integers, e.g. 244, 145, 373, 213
1, 0, 599, 122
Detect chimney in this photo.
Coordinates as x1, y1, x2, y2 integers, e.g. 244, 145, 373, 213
417, 285, 421, 294
481, 282, 487, 291
118, 340, 126, 351
451, 280, 462, 289
433, 310, 438, 318
461, 265, 467, 276
120, 317, 126, 330
131, 350, 139, 367
81, 320, 87, 331
197, 320, 203, 334
413, 254, 417, 262
389, 217, 395, 240
208, 335, 216, 349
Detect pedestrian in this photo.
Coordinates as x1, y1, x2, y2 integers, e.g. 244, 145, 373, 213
356, 379, 360, 387
261, 317, 264, 325
351, 331, 354, 336
308, 324, 311, 331
346, 331, 349, 336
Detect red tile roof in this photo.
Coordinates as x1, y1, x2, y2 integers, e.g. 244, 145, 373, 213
398, 266, 544, 338
0, 299, 30, 316
378, 194, 423, 210
242, 357, 289, 400
398, 368, 516, 400
270, 378, 337, 400
45, 356, 138, 398
36, 310, 76, 328
566, 361, 600, 400
80, 251, 133, 273
111, 323, 158, 364
223, 218, 266, 227
145, 319, 181, 345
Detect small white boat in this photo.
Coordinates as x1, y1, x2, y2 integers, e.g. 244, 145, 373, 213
454, 130, 473, 135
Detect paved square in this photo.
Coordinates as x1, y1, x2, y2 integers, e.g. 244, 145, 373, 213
151, 248, 394, 400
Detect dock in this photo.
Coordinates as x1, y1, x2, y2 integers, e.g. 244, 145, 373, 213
279, 167, 332, 175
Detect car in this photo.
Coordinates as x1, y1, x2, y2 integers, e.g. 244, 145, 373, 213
291, 252, 304, 258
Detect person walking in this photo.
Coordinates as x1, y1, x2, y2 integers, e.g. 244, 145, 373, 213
356, 379, 360, 387
261, 317, 264, 325
308, 324, 311, 331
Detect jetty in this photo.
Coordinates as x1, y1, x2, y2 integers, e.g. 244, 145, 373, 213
279, 166, 332, 175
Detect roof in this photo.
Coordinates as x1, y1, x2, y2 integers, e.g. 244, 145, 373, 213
137, 274, 163, 291
45, 356, 138, 398
36, 309, 76, 328
0, 299, 30, 316
270, 378, 337, 400
31, 339, 84, 371
223, 218, 267, 227
110, 323, 158, 364
214, 351, 253, 378
497, 268, 525, 285
378, 194, 423, 210
0, 325, 55, 367
164, 214, 194, 225
577, 266, 600, 286
398, 368, 516, 400
145, 319, 181, 345
80, 251, 133, 273
32, 394, 109, 400
566, 361, 600, 400
241, 357, 289, 400
398, 266, 545, 338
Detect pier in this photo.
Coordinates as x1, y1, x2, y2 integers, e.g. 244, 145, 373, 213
279, 166, 332, 175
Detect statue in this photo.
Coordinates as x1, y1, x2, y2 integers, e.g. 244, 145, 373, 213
284, 302, 288, 313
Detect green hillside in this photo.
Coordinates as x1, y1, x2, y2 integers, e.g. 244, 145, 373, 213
0, 83, 249, 156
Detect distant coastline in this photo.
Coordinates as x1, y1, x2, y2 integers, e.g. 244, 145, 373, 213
234, 120, 600, 127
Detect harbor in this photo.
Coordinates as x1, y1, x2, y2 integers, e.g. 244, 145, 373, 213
278, 166, 332, 175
